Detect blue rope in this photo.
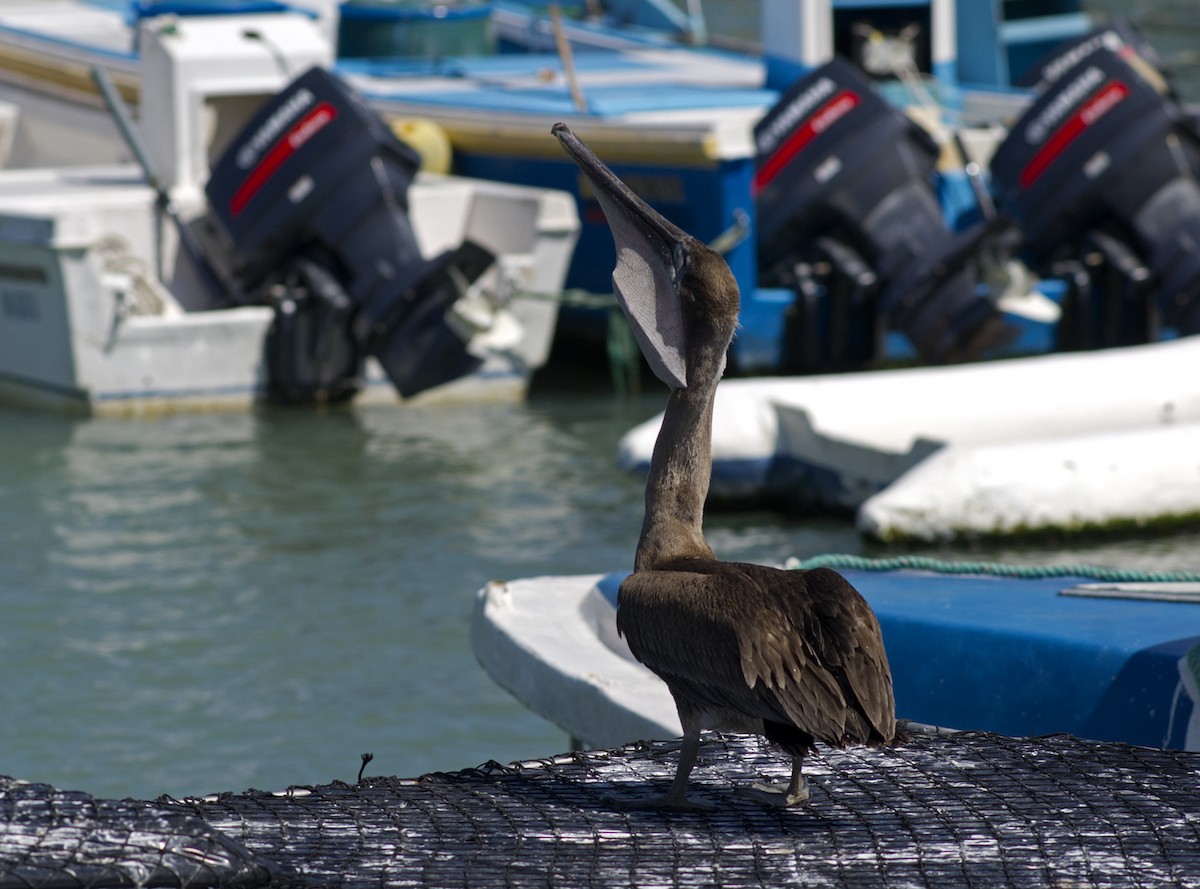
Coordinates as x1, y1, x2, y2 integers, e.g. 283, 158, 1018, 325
787, 554, 1200, 584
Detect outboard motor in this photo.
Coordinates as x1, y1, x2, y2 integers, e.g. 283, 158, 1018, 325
203, 66, 495, 403
990, 25, 1200, 348
753, 57, 1014, 372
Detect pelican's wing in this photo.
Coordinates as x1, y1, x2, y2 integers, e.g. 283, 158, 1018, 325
620, 562, 896, 743
553, 123, 689, 389
617, 565, 857, 740
618, 569, 749, 693
746, 565, 898, 742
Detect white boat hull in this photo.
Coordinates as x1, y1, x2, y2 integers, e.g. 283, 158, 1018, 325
471, 575, 680, 748
859, 422, 1200, 541
0, 166, 577, 416
622, 337, 1200, 524
0, 11, 580, 416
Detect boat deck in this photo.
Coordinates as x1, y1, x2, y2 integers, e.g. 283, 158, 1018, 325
3, 730, 1198, 888
340, 46, 771, 137
0, 0, 133, 59
0, 1, 771, 121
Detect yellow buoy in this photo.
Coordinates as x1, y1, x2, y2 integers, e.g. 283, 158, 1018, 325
389, 117, 452, 174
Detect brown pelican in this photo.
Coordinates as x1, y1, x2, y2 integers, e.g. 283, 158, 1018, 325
552, 123, 899, 809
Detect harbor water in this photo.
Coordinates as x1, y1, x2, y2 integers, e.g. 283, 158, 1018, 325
3, 383, 1200, 801
3, 0, 1200, 803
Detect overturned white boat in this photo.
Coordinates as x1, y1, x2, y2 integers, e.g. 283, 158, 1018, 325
0, 12, 578, 415
622, 337, 1200, 506
858, 422, 1200, 542
619, 336, 1200, 535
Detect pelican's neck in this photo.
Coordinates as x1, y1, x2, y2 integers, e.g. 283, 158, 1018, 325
634, 348, 723, 572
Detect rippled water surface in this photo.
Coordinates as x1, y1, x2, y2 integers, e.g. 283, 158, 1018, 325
3, 387, 1199, 801
0, 397, 636, 797
0, 393, 855, 799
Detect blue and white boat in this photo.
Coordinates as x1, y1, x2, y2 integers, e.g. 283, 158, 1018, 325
298, 2, 1200, 369
333, 0, 1103, 369
472, 558, 1200, 752
1, 0, 1146, 375
0, 10, 580, 414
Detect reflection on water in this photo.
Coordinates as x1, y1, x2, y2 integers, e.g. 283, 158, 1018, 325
0, 395, 847, 799
0, 401, 649, 798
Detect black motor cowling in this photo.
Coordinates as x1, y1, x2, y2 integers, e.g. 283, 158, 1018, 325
753, 56, 1013, 372
990, 24, 1200, 347
203, 65, 493, 403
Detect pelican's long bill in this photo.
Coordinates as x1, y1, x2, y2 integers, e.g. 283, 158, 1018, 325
552, 122, 690, 389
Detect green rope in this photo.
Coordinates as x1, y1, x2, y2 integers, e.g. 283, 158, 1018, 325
513, 288, 616, 309
606, 309, 641, 397
787, 554, 1200, 584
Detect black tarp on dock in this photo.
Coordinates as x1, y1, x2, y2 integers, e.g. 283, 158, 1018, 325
3, 731, 1198, 888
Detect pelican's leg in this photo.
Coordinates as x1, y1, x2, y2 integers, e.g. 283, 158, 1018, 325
736, 754, 810, 807
618, 722, 714, 811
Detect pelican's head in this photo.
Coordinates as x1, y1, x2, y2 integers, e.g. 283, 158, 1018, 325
553, 123, 739, 390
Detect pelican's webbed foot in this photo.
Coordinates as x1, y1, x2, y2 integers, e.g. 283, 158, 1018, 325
734, 779, 809, 808
735, 758, 810, 808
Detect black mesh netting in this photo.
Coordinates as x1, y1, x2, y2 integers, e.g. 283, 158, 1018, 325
0, 777, 276, 889
3, 730, 1199, 888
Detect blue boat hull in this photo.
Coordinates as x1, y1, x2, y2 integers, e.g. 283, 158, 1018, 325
595, 564, 1199, 749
